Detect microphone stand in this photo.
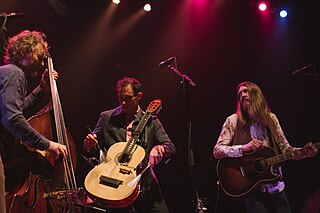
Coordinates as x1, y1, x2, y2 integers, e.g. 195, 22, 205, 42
0, 14, 8, 65
166, 64, 206, 213
0, 13, 23, 65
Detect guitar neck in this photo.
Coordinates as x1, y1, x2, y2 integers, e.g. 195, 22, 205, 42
123, 111, 151, 154
267, 142, 320, 165
135, 111, 151, 134
118, 99, 161, 164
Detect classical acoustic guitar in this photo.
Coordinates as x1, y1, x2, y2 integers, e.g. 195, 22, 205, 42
84, 99, 162, 208
216, 142, 319, 198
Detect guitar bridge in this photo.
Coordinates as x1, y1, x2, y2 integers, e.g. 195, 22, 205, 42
99, 175, 123, 188
119, 168, 132, 175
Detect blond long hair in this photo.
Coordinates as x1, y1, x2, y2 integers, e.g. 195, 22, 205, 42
236, 81, 270, 125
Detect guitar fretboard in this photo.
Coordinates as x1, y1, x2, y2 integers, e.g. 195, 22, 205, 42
267, 142, 319, 165
118, 99, 161, 164
123, 111, 152, 154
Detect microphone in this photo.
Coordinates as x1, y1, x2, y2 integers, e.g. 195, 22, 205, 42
291, 64, 315, 76
159, 56, 175, 69
0, 12, 24, 17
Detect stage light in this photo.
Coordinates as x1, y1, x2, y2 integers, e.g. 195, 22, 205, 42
279, 10, 287, 18
112, 0, 120, 4
144, 4, 151, 12
258, 2, 267, 11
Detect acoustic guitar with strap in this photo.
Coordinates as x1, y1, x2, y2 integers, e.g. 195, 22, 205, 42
216, 142, 319, 198
84, 99, 162, 208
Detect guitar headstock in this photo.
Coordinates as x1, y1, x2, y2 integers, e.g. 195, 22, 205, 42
146, 99, 162, 115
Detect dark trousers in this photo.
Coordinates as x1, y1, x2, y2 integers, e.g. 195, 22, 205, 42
243, 190, 291, 213
90, 190, 169, 213
133, 194, 169, 213
104, 200, 169, 213
0, 156, 5, 213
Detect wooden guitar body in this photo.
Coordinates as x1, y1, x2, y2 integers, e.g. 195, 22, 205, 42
85, 142, 145, 208
85, 99, 162, 208
217, 141, 320, 199
217, 147, 280, 198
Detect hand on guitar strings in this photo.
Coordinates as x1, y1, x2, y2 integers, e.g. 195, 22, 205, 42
242, 139, 265, 154
47, 141, 68, 160
292, 142, 318, 160
149, 145, 165, 167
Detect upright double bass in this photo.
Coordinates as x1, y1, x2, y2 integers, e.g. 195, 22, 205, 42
6, 56, 80, 212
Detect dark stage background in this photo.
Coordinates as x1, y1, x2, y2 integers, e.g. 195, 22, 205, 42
1, 0, 320, 212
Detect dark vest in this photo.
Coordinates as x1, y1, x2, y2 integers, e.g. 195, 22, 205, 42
231, 114, 281, 154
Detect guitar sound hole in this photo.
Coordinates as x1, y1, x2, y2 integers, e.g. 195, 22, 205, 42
118, 153, 130, 164
253, 159, 268, 173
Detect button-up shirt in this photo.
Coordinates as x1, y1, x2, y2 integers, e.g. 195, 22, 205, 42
214, 113, 293, 194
